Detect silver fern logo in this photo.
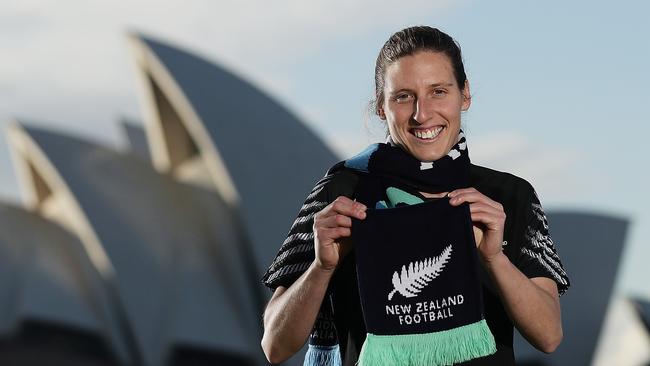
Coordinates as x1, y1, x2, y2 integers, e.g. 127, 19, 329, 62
387, 245, 453, 301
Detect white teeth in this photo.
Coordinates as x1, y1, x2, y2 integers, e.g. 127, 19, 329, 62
414, 126, 443, 140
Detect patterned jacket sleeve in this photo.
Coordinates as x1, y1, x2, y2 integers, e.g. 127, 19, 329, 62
261, 164, 357, 290
514, 185, 570, 296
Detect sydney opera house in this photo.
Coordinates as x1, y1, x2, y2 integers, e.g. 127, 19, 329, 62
0, 34, 647, 365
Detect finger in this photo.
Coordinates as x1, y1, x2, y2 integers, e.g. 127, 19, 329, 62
315, 213, 353, 229
449, 191, 502, 210
327, 196, 367, 219
450, 190, 491, 205
469, 202, 503, 216
469, 211, 505, 231
448, 187, 477, 197
317, 227, 352, 242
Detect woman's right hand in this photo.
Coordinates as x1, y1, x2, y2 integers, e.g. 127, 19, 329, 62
312, 196, 367, 272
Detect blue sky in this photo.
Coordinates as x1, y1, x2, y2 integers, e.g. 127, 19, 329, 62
1, 0, 648, 297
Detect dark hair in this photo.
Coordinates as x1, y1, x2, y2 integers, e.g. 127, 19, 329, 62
372, 26, 467, 116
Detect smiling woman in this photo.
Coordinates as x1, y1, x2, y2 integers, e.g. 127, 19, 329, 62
261, 26, 570, 366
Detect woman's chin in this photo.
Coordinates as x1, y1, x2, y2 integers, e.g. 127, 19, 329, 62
412, 149, 445, 162
396, 138, 448, 162
404, 136, 450, 162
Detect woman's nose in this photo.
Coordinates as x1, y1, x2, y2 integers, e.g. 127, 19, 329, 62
412, 98, 432, 124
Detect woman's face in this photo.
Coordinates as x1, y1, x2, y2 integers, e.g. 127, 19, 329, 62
380, 51, 471, 162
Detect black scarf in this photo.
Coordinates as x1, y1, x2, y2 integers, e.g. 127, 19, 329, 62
345, 130, 470, 194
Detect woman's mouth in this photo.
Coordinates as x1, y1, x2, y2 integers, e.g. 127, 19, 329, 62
411, 126, 444, 141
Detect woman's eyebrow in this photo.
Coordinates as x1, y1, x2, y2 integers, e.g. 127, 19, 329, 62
428, 82, 454, 88
388, 88, 413, 95
389, 82, 455, 95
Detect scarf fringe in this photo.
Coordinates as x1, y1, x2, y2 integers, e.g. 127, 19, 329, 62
357, 319, 496, 366
304, 344, 342, 366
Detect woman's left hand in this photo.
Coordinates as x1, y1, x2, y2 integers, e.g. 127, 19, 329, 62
448, 187, 506, 264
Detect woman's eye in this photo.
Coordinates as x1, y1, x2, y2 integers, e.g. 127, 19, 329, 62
394, 94, 413, 102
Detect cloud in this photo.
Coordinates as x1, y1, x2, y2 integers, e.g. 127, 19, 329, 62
469, 131, 587, 203
0, 0, 462, 200
0, 0, 460, 95
0, 0, 462, 141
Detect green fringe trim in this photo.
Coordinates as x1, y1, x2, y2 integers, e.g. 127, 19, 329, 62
357, 319, 496, 366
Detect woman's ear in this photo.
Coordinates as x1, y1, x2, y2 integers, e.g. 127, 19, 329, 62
378, 107, 386, 120
461, 80, 471, 111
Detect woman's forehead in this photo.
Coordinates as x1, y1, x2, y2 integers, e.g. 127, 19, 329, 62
384, 52, 456, 89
